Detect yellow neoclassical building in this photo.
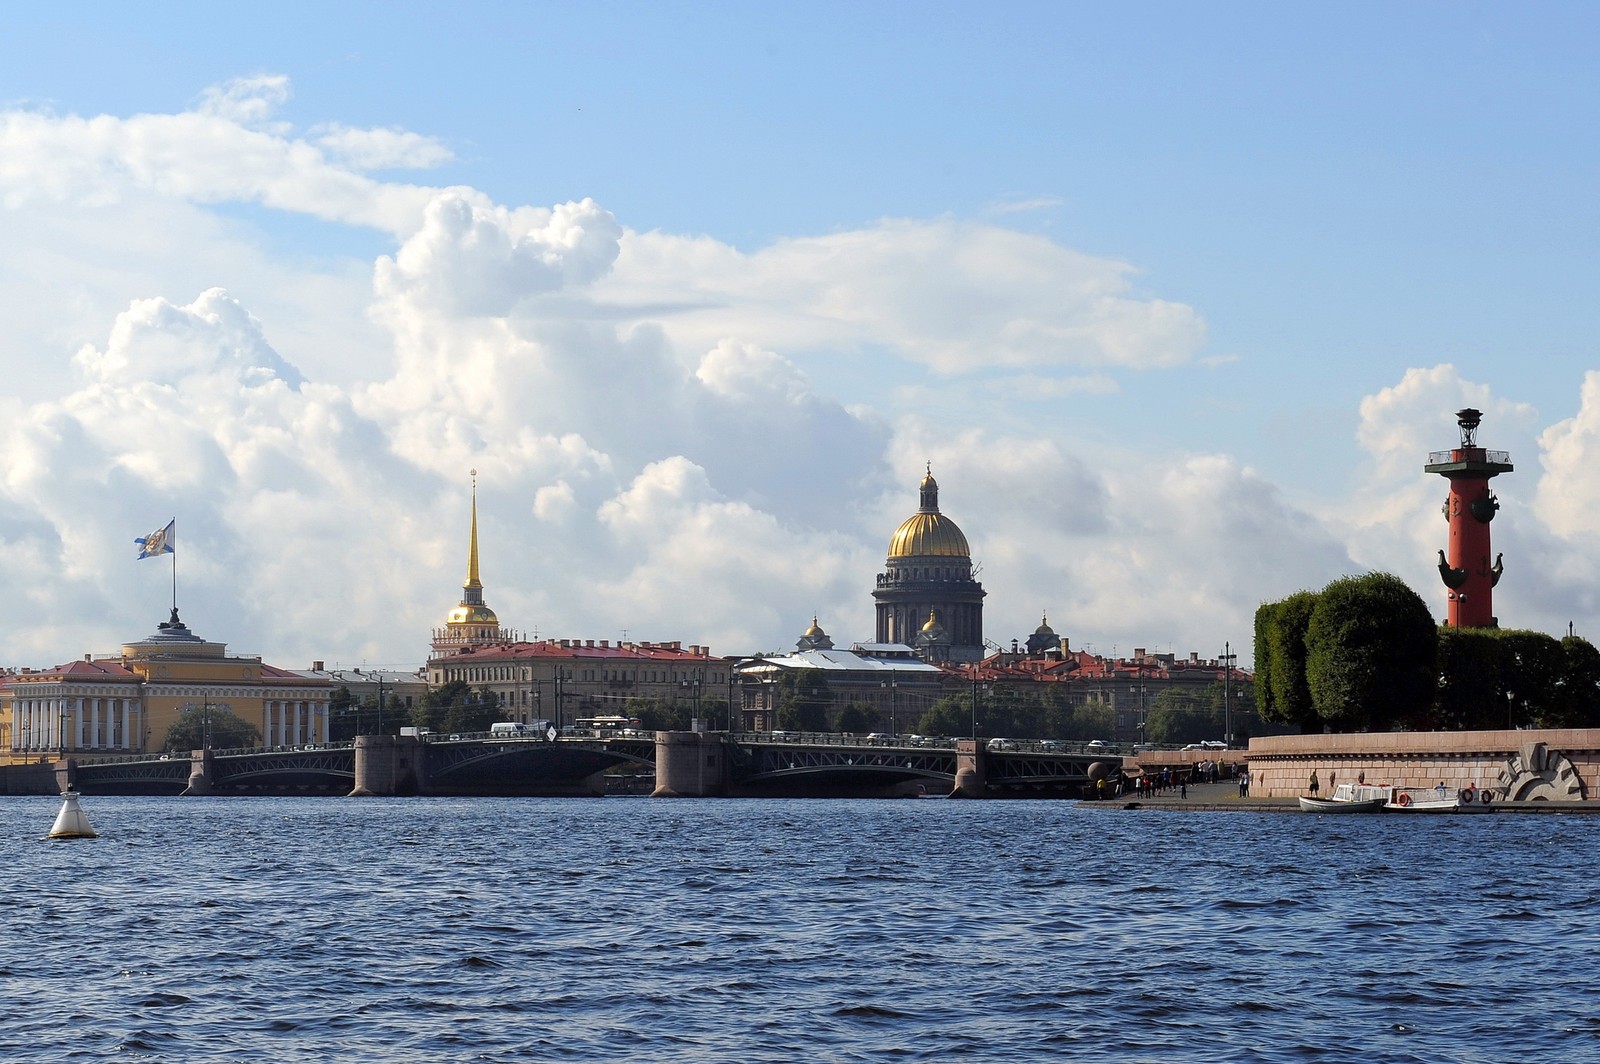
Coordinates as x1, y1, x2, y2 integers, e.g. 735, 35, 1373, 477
1, 608, 330, 762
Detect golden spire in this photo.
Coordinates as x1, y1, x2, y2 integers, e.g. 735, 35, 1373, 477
466, 468, 482, 590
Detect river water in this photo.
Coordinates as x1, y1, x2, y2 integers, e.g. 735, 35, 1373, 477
5, 795, 1597, 1062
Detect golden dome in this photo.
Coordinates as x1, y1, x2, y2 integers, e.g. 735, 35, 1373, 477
889, 513, 970, 557
448, 604, 500, 626
887, 467, 970, 558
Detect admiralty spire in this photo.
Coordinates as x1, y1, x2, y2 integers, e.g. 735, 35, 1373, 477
431, 469, 513, 655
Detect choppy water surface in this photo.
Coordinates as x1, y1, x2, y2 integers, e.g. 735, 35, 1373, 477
5, 796, 1599, 1062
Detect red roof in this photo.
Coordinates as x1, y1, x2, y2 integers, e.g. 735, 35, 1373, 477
433, 639, 721, 664
2, 659, 141, 685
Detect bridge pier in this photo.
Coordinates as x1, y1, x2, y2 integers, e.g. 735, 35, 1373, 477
181, 749, 214, 796
652, 731, 729, 797
349, 735, 426, 797
950, 738, 988, 798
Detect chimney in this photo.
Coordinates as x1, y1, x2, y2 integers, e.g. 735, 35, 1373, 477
313, 660, 325, 671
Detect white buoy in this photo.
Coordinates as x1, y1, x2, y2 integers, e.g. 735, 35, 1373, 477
46, 790, 98, 840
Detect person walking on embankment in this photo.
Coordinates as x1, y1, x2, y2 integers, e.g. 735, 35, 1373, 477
1308, 770, 1320, 797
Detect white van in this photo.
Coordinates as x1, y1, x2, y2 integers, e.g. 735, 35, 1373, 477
490, 722, 529, 737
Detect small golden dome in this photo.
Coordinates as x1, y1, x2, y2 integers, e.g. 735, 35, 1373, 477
448, 604, 500, 626
920, 609, 944, 633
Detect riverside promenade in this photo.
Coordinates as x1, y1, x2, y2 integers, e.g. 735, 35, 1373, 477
1078, 779, 1294, 812
1077, 779, 1600, 813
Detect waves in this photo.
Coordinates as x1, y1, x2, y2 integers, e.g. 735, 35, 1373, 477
3, 796, 1596, 1060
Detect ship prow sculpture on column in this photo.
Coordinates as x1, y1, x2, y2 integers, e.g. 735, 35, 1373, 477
1425, 408, 1513, 628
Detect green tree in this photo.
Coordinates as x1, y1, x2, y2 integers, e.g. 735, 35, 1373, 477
626, 696, 691, 732
836, 701, 879, 735
774, 669, 831, 732
1499, 629, 1566, 728
327, 686, 360, 741
445, 687, 506, 733
1256, 591, 1319, 731
701, 697, 733, 731
915, 688, 972, 739
1434, 627, 1505, 730
163, 703, 260, 751
1065, 699, 1115, 741
1305, 572, 1437, 732
414, 680, 504, 733
1557, 635, 1600, 727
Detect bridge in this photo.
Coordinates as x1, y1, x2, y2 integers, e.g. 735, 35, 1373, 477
664, 733, 1120, 798
35, 731, 1122, 799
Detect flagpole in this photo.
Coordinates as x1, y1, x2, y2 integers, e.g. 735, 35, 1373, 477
170, 518, 177, 614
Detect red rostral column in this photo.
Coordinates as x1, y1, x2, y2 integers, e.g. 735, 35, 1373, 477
1425, 408, 1513, 628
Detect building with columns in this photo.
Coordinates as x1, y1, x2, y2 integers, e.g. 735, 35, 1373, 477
873, 467, 986, 663
428, 637, 733, 730
423, 471, 732, 727
1, 607, 331, 761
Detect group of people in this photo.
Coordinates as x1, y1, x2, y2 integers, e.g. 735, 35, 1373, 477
1090, 761, 1253, 801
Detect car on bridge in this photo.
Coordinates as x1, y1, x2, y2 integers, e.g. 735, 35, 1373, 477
987, 738, 1017, 751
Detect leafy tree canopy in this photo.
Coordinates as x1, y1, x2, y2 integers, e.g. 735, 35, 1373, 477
1305, 572, 1436, 732
774, 668, 832, 732
163, 703, 260, 751
836, 701, 880, 735
1256, 591, 1319, 731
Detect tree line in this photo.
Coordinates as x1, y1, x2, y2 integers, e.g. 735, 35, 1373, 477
752, 667, 1275, 744
1255, 571, 1600, 732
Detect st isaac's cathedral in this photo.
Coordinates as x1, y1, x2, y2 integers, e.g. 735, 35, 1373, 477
871, 467, 989, 663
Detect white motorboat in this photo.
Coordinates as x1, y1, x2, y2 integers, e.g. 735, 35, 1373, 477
1298, 782, 1387, 813
1386, 784, 1495, 813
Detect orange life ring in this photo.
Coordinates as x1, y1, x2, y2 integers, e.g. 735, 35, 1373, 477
1460, 787, 1476, 804
1396, 793, 1412, 807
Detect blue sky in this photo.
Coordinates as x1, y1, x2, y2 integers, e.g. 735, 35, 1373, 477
1, 3, 1597, 669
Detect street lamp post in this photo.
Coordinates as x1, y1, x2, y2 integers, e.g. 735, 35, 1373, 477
882, 671, 898, 738
1220, 641, 1237, 747
1507, 688, 1516, 730
1129, 665, 1147, 745
554, 669, 568, 732
970, 670, 982, 739
727, 670, 738, 733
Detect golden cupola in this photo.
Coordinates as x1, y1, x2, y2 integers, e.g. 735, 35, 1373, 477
874, 466, 985, 663
887, 467, 971, 558
432, 469, 511, 654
